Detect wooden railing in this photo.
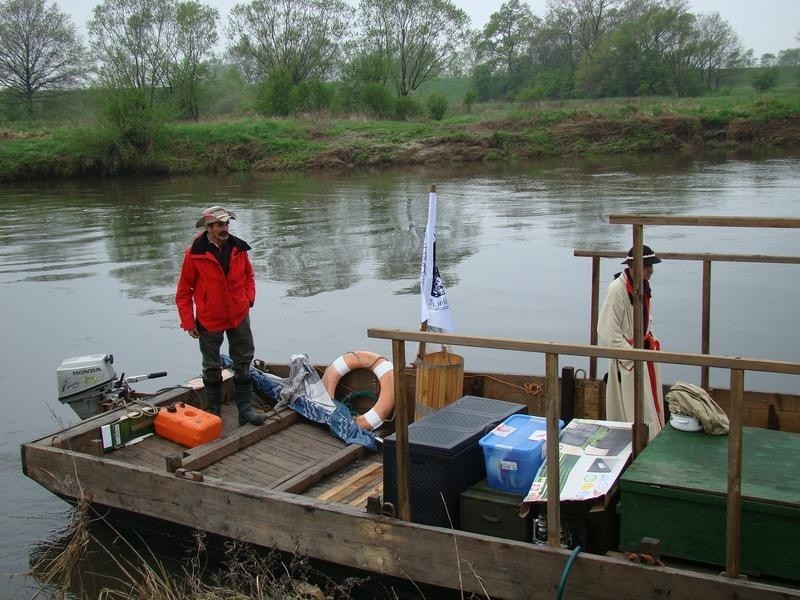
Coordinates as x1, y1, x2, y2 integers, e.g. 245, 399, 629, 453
575, 248, 800, 387
368, 327, 800, 578
609, 215, 800, 581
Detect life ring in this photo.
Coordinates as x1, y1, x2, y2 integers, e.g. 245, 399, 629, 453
322, 351, 394, 431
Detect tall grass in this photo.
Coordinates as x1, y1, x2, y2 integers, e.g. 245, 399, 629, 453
29, 502, 369, 600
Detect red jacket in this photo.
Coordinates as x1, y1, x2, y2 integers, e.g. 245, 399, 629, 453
175, 232, 255, 333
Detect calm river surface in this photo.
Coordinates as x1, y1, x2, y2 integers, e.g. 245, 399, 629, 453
2, 153, 799, 597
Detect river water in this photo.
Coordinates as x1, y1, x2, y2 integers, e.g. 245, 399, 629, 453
2, 153, 799, 597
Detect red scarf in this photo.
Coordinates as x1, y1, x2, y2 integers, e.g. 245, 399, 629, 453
622, 269, 663, 425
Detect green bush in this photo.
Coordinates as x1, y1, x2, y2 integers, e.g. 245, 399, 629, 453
426, 91, 448, 120
296, 80, 334, 113
256, 69, 297, 117
752, 67, 781, 92
393, 95, 422, 120
463, 89, 476, 113
361, 83, 394, 118
100, 88, 170, 153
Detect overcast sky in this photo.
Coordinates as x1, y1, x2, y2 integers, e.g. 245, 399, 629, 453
56, 0, 800, 59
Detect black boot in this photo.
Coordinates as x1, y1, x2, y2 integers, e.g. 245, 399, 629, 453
235, 378, 265, 426
203, 380, 222, 417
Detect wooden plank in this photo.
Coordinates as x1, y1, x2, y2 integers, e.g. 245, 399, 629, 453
179, 408, 299, 471
368, 328, 800, 374
316, 463, 383, 502
348, 479, 384, 508
269, 444, 368, 494
21, 443, 800, 600
608, 215, 800, 228
574, 249, 800, 264
725, 369, 745, 579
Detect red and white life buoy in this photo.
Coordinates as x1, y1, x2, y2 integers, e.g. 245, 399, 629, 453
322, 350, 394, 431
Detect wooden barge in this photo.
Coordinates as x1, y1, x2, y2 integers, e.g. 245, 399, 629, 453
21, 336, 800, 599
21, 215, 800, 599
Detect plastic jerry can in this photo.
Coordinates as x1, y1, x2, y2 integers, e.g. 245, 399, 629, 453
154, 402, 222, 447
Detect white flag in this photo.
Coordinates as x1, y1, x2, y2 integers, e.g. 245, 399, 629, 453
420, 188, 454, 332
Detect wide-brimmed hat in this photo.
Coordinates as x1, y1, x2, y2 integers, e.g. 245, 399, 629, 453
622, 245, 661, 265
196, 206, 236, 228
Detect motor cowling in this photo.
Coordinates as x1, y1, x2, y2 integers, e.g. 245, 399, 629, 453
57, 353, 116, 401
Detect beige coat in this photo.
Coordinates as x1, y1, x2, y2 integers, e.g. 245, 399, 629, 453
597, 270, 664, 441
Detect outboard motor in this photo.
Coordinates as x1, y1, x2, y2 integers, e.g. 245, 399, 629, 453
57, 354, 117, 419
57, 354, 167, 419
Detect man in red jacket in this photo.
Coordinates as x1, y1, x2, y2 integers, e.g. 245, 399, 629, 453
175, 206, 265, 426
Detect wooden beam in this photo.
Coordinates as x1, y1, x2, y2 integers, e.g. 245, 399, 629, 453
367, 329, 800, 374
180, 408, 299, 471
392, 339, 411, 521
545, 353, 561, 548
590, 255, 600, 379
574, 250, 800, 264
632, 226, 646, 456
608, 215, 800, 228
725, 369, 745, 579
22, 443, 800, 600
701, 260, 712, 389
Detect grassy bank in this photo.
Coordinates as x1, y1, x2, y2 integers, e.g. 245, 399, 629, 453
1, 91, 800, 181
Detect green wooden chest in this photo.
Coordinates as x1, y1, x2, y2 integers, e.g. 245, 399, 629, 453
459, 479, 531, 542
619, 424, 800, 580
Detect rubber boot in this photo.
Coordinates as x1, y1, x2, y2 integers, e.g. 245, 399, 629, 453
235, 378, 266, 426
203, 380, 222, 417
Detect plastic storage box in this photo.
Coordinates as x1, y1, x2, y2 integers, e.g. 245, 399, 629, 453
479, 414, 562, 494
459, 479, 531, 542
154, 402, 222, 448
383, 395, 526, 527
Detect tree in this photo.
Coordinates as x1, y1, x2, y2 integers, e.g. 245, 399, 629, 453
778, 48, 800, 67
0, 0, 86, 117
546, 0, 627, 62
172, 1, 219, 119
359, 0, 470, 97
227, 0, 349, 85
691, 12, 743, 90
475, 0, 539, 74
88, 0, 179, 106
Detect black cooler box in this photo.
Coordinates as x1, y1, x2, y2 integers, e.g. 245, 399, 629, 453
383, 395, 526, 527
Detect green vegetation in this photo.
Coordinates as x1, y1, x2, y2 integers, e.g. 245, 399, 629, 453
1, 90, 800, 181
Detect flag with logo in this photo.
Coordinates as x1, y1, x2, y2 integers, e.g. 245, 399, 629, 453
420, 186, 454, 332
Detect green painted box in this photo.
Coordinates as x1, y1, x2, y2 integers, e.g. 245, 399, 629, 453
619, 424, 800, 580
459, 479, 531, 542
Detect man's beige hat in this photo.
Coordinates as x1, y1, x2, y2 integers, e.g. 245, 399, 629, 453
196, 206, 236, 228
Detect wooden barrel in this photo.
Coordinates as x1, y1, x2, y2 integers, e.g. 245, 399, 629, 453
414, 350, 464, 420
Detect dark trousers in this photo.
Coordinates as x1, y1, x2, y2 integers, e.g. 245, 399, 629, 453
198, 314, 255, 385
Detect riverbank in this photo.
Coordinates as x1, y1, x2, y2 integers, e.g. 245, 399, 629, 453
1, 92, 800, 181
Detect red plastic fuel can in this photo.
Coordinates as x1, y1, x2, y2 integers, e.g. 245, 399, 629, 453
154, 402, 222, 447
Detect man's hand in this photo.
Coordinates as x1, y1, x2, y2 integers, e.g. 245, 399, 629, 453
188, 327, 200, 339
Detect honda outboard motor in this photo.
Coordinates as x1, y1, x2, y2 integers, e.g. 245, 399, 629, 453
57, 354, 117, 419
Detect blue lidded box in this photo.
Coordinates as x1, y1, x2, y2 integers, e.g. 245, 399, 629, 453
479, 414, 563, 494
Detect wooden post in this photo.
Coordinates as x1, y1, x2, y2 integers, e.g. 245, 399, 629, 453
701, 260, 712, 389
725, 368, 745, 579
590, 256, 600, 379
392, 339, 411, 522
417, 320, 428, 362
632, 226, 646, 456
545, 352, 562, 548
